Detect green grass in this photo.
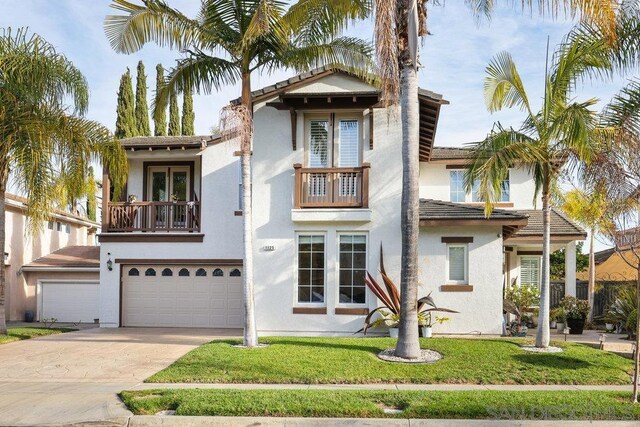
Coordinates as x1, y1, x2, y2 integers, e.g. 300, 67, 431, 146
121, 389, 640, 420
146, 337, 633, 385
0, 327, 74, 345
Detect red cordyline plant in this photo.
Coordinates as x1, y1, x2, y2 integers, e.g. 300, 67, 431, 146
359, 247, 458, 334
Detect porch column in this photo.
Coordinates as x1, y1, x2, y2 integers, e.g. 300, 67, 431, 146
564, 240, 577, 297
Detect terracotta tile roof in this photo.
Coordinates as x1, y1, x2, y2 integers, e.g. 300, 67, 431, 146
118, 135, 220, 148
511, 209, 587, 238
23, 246, 99, 269
419, 199, 528, 221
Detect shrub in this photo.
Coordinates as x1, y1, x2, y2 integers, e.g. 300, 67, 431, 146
603, 285, 638, 339
559, 296, 590, 320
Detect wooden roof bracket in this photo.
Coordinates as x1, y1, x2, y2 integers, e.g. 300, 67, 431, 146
290, 108, 297, 151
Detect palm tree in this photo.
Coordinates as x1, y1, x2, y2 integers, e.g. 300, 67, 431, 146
104, 0, 373, 347
465, 30, 613, 348
0, 27, 127, 334
560, 188, 613, 322
372, 0, 620, 359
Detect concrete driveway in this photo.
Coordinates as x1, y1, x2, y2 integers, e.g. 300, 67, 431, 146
0, 327, 241, 426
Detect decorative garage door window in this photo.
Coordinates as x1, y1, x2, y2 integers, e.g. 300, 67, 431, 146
178, 268, 190, 276
145, 268, 156, 276
195, 268, 207, 276
128, 268, 139, 276
230, 268, 241, 277
162, 268, 173, 276
213, 268, 224, 276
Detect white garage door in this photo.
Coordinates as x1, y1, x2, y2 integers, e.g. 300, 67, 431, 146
122, 265, 243, 328
40, 282, 99, 323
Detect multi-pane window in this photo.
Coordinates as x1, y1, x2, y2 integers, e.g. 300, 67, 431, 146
308, 120, 329, 168
520, 256, 541, 288
338, 235, 367, 304
447, 244, 468, 283
338, 120, 359, 167
450, 170, 465, 202
472, 172, 510, 202
297, 235, 325, 303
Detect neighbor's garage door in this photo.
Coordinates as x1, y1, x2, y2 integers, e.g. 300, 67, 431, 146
122, 265, 243, 327
40, 281, 99, 323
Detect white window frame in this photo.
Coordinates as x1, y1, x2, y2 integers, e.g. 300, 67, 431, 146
336, 232, 368, 307
472, 170, 510, 203
449, 170, 466, 203
304, 113, 363, 168
520, 256, 541, 289
294, 232, 327, 307
446, 244, 469, 284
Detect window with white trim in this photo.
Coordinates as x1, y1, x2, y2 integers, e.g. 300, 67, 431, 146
297, 235, 325, 303
447, 244, 468, 284
450, 170, 465, 202
338, 235, 367, 304
308, 119, 330, 168
338, 119, 359, 167
520, 256, 541, 289
472, 172, 510, 202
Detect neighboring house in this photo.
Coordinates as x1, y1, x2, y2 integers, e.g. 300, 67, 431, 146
577, 247, 638, 283
97, 66, 586, 335
4, 193, 99, 321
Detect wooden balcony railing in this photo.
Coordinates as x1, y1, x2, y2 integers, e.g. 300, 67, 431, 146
105, 201, 201, 232
293, 163, 369, 208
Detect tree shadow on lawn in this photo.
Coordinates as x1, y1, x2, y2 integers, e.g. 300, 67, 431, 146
261, 338, 385, 354
511, 353, 593, 369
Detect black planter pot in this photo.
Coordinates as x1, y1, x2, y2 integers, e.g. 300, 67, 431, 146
567, 317, 585, 334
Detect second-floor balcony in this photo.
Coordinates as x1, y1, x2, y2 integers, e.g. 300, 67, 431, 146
105, 200, 201, 233
293, 163, 370, 209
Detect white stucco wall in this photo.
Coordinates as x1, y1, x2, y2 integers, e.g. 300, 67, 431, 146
99, 143, 243, 327
250, 77, 405, 333
418, 225, 504, 335
419, 163, 542, 209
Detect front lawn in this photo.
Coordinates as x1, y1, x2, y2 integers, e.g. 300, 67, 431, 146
121, 389, 640, 420
146, 337, 633, 385
0, 327, 74, 345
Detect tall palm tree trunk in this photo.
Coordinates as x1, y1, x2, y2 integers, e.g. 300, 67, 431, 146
395, 12, 421, 358
588, 231, 595, 323
536, 171, 551, 348
0, 170, 6, 335
241, 71, 258, 347
633, 266, 640, 403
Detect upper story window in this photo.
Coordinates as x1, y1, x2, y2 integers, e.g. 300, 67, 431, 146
472, 172, 510, 202
306, 114, 361, 168
450, 170, 465, 203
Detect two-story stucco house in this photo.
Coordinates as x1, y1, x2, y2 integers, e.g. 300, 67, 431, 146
97, 66, 586, 335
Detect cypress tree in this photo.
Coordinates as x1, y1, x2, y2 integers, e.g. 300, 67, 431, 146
135, 61, 151, 136
115, 68, 136, 138
181, 85, 195, 135
154, 64, 167, 136
168, 90, 180, 136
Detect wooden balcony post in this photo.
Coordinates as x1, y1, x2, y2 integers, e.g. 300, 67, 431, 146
101, 168, 110, 230
293, 163, 302, 208
361, 163, 370, 208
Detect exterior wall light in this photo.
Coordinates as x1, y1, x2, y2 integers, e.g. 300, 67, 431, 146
107, 252, 113, 271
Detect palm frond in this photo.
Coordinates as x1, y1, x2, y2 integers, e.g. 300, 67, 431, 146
374, 0, 398, 107
243, 0, 288, 52
484, 51, 534, 116
105, 0, 204, 54
154, 53, 240, 121
465, 126, 544, 216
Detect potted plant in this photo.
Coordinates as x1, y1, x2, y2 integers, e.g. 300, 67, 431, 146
551, 307, 566, 332
420, 314, 450, 338
359, 247, 458, 337
560, 296, 590, 335
504, 283, 540, 336
127, 194, 137, 203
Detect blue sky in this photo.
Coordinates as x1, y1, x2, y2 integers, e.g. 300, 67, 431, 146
0, 1, 628, 147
